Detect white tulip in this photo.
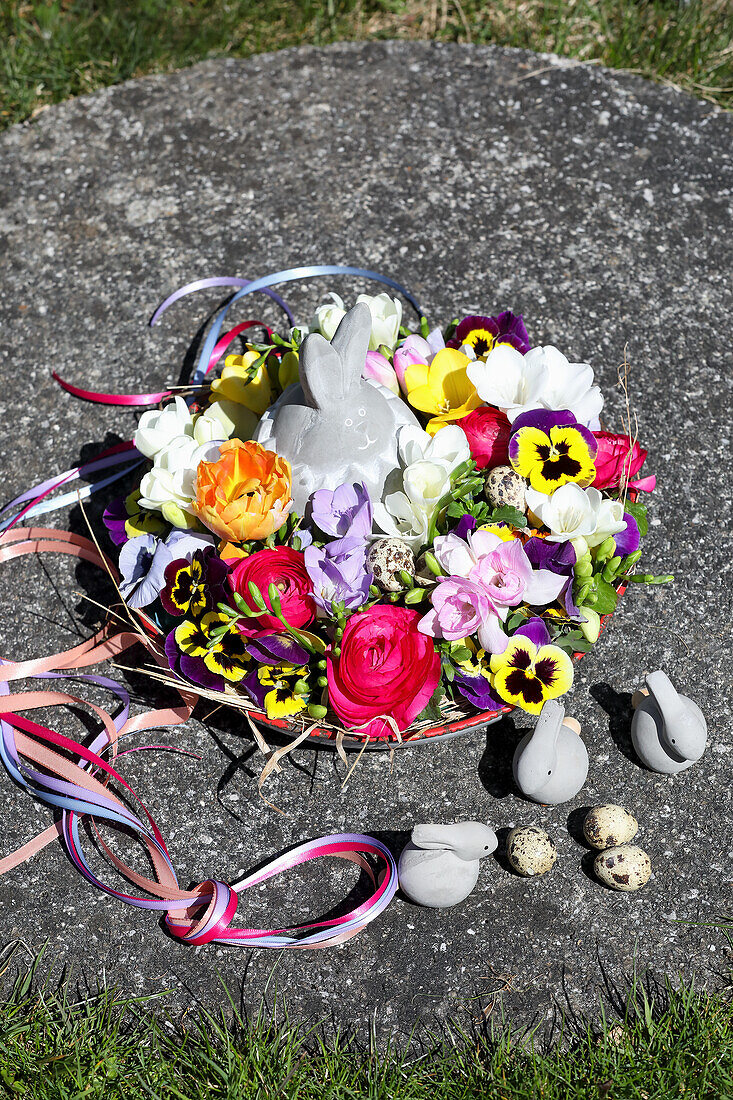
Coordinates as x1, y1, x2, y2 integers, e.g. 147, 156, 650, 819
466, 345, 548, 422
133, 396, 194, 459
356, 292, 403, 352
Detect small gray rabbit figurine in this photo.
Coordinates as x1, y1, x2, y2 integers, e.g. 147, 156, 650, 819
631, 670, 707, 774
255, 303, 419, 515
398, 822, 498, 908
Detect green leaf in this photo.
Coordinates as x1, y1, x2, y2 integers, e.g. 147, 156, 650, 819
624, 499, 648, 537
488, 505, 527, 529
591, 576, 619, 615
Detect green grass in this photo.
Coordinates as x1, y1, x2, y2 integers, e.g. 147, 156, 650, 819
0, 946, 731, 1099
1, 0, 732, 131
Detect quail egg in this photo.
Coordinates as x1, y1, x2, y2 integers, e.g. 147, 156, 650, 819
593, 845, 651, 892
506, 826, 557, 877
583, 805, 639, 850
485, 465, 526, 513
366, 538, 415, 593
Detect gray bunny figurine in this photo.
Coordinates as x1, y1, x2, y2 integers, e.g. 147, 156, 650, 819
255, 302, 419, 515
631, 670, 707, 774
512, 699, 589, 805
398, 822, 498, 908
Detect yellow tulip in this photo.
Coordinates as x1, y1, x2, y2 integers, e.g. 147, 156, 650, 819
405, 348, 482, 434
210, 350, 272, 415
278, 350, 300, 391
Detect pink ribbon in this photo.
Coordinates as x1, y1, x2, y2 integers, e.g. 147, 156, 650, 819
0, 527, 398, 948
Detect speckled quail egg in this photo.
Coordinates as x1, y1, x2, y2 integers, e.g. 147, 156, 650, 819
506, 826, 557, 877
366, 539, 415, 593
593, 845, 651, 891
583, 805, 639, 850
485, 465, 527, 513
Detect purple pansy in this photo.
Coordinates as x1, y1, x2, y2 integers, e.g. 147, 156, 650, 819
103, 497, 129, 547
164, 627, 224, 692
119, 534, 172, 609
614, 512, 640, 556
245, 632, 311, 667
308, 482, 373, 540
303, 535, 373, 615
523, 536, 581, 619
448, 311, 531, 356
453, 513, 477, 541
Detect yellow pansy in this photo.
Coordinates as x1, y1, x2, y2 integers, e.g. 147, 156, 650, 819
489, 636, 573, 716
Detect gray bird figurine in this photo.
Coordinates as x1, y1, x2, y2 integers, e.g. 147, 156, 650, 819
631, 670, 707, 774
255, 302, 419, 515
398, 822, 498, 908
512, 699, 589, 805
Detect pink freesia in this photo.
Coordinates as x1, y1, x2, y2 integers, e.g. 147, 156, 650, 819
392, 329, 445, 393
420, 529, 567, 653
363, 350, 400, 395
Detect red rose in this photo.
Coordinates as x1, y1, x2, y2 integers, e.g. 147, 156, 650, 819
327, 605, 441, 739
593, 431, 648, 490
229, 547, 315, 632
458, 406, 512, 470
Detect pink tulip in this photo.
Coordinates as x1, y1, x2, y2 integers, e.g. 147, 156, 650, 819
363, 350, 400, 395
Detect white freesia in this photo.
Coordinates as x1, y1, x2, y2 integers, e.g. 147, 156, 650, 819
466, 345, 548, 422
525, 345, 604, 428
138, 436, 221, 517
192, 412, 226, 446
526, 483, 597, 544
527, 483, 627, 549
133, 396, 194, 459
397, 423, 470, 474
402, 460, 452, 515
373, 493, 431, 552
584, 487, 627, 547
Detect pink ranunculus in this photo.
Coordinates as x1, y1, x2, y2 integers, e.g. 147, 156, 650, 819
457, 405, 512, 470
228, 547, 315, 633
363, 350, 400, 395
592, 431, 649, 490
327, 605, 441, 739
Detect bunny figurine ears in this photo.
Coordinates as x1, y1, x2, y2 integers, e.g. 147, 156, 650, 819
255, 303, 419, 514
300, 301, 371, 407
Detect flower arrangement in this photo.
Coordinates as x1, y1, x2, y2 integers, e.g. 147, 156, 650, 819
101, 277, 663, 748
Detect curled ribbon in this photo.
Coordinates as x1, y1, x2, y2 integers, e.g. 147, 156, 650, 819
0, 528, 398, 948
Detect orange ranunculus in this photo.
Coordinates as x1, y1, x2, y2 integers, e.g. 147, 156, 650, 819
192, 440, 292, 543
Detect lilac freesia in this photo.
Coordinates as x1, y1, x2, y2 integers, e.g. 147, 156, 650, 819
304, 535, 373, 615
119, 534, 172, 608
308, 482, 373, 539
418, 529, 566, 653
